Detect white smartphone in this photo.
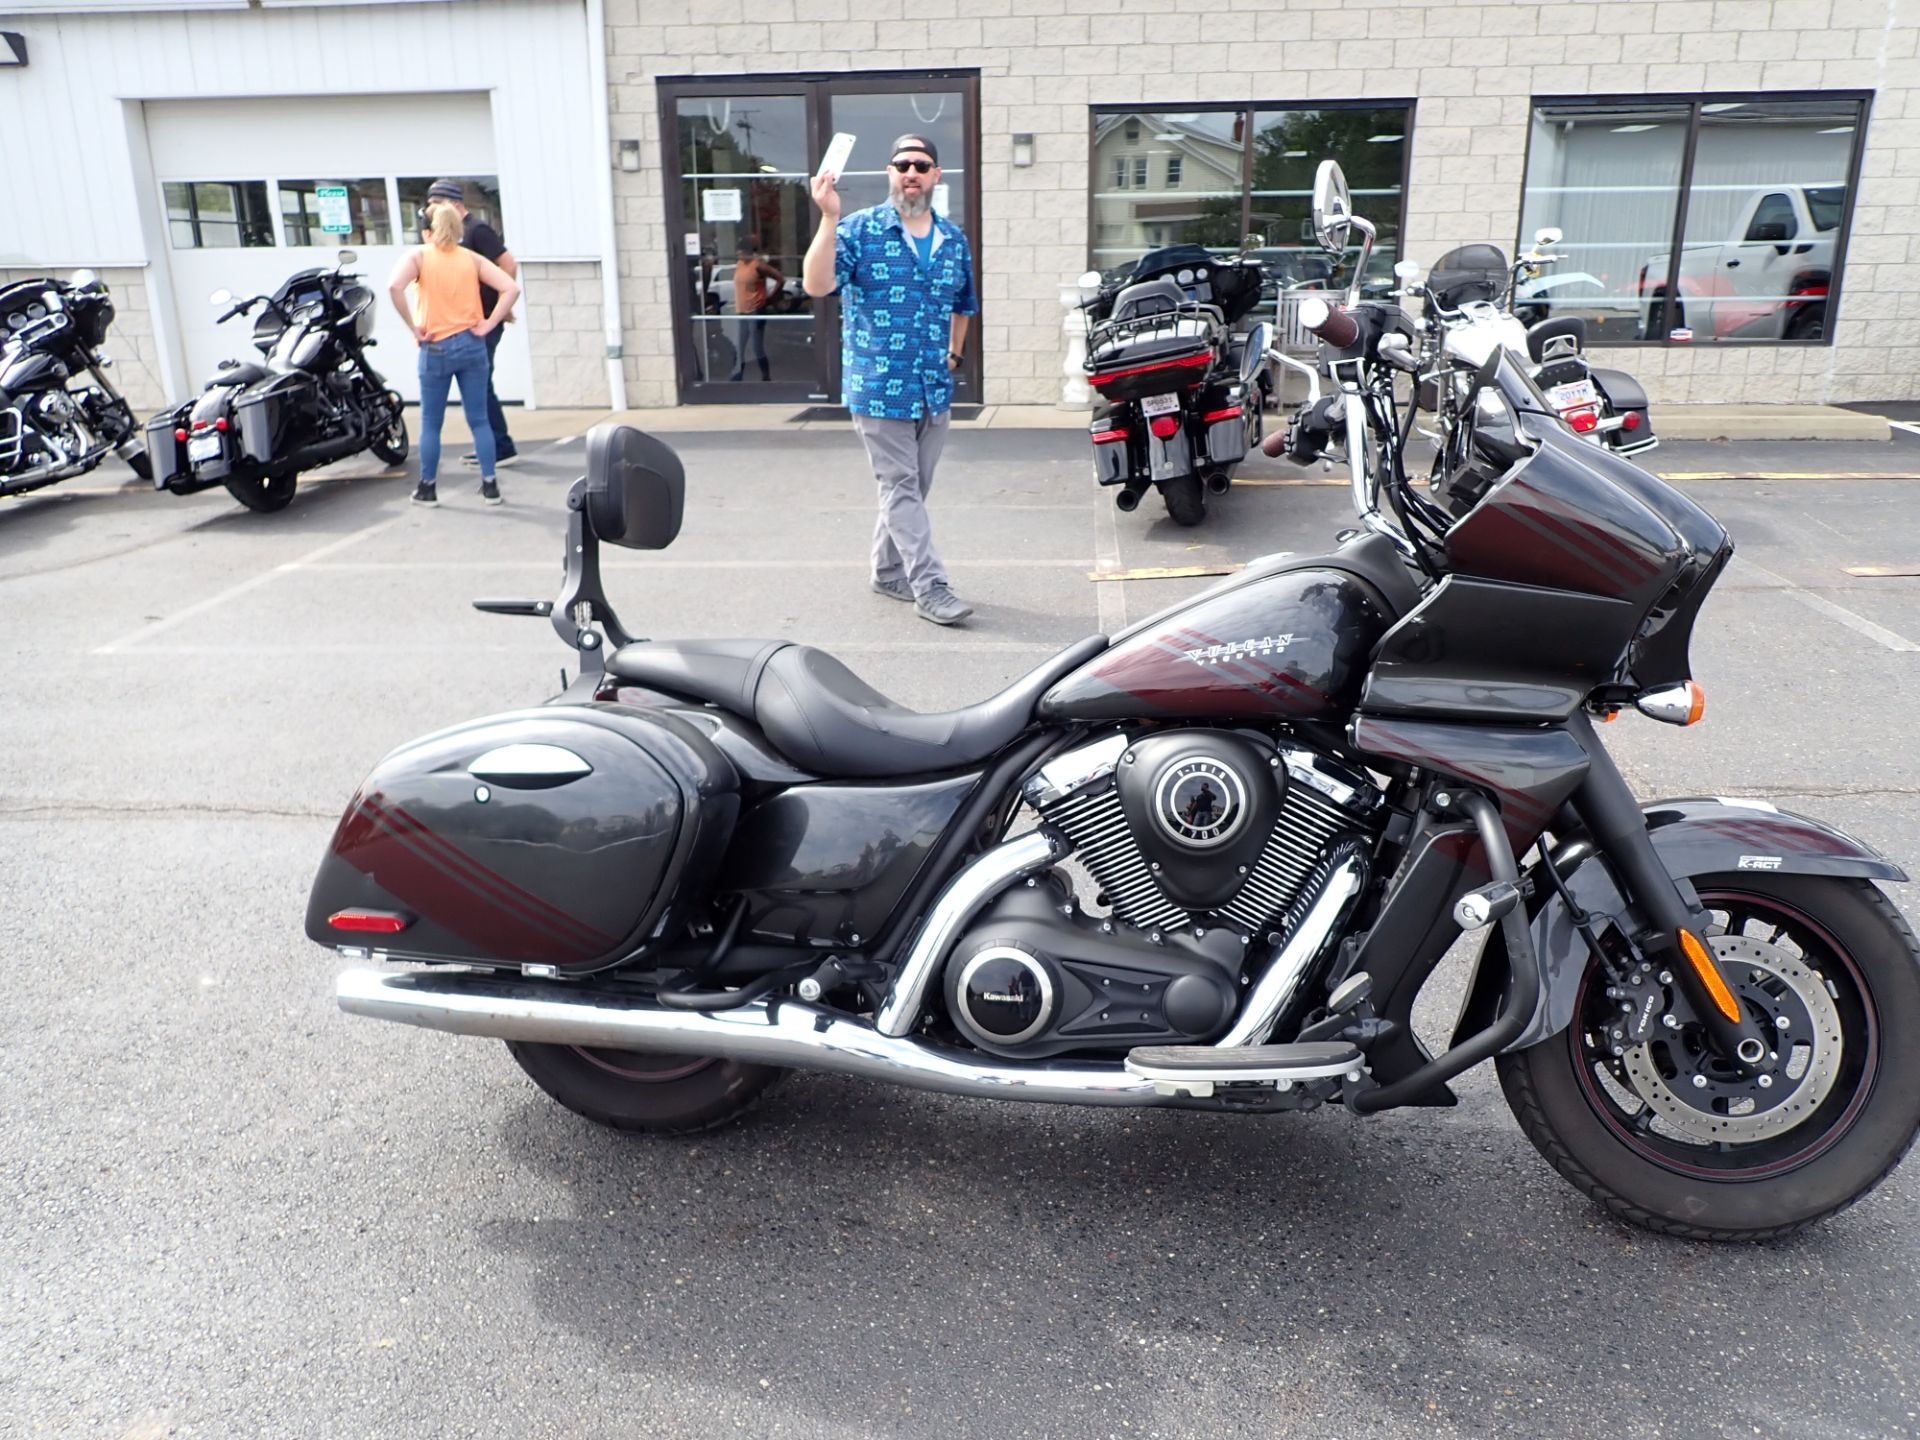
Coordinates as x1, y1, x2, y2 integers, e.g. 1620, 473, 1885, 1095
817, 132, 856, 182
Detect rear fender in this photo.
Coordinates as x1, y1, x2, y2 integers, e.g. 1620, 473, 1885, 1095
1450, 798, 1906, 1051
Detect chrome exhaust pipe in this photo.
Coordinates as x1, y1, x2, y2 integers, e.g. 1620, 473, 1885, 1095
1204, 471, 1231, 496
1114, 485, 1144, 512
337, 968, 1172, 1107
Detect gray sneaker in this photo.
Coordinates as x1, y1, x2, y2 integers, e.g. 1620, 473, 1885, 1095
915, 583, 973, 626
871, 576, 913, 603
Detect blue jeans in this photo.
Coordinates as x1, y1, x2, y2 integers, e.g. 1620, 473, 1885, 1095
418, 329, 494, 483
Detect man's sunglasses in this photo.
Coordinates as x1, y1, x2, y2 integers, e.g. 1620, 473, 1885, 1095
890, 159, 935, 174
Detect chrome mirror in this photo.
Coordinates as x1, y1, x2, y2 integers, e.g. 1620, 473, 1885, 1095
1534, 227, 1563, 248
208, 288, 233, 307
1311, 160, 1352, 256
69, 268, 99, 288
336, 248, 358, 266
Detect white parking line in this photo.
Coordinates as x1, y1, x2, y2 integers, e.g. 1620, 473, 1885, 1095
91, 512, 413, 656
1738, 556, 1920, 654
1889, 421, 1920, 440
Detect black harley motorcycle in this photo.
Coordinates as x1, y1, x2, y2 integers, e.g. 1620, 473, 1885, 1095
146, 251, 407, 513
1079, 246, 1273, 526
313, 169, 1919, 1239
0, 271, 150, 498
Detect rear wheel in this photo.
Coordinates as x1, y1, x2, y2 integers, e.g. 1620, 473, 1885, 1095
1498, 875, 1920, 1239
1785, 303, 1826, 342
506, 1041, 783, 1135
225, 467, 298, 513
1161, 473, 1205, 526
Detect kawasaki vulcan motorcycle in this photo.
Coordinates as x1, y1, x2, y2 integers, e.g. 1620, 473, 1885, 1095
315, 166, 1920, 1240
0, 271, 150, 497
147, 251, 407, 513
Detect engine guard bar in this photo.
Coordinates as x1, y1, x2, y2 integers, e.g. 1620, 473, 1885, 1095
1352, 791, 1540, 1113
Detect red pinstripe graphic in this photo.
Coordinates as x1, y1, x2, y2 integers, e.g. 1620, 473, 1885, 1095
1509, 476, 1664, 589
1449, 503, 1627, 597
334, 793, 618, 963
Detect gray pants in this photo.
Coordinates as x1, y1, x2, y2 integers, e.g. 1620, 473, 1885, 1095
854, 409, 951, 597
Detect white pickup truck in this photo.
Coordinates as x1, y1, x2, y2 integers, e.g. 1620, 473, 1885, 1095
1640, 185, 1842, 341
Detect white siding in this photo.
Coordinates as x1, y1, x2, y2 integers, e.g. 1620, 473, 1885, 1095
0, 0, 599, 267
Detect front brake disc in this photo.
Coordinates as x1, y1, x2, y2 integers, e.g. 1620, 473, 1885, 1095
1619, 934, 1844, 1145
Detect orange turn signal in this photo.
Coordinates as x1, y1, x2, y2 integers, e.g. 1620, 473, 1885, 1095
1678, 928, 1742, 1024
1684, 680, 1706, 726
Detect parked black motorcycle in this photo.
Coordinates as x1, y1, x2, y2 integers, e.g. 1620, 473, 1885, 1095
1080, 245, 1273, 526
311, 171, 1919, 1239
0, 271, 150, 498
146, 251, 407, 513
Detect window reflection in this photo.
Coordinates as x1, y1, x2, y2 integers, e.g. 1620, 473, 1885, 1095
1519, 95, 1863, 344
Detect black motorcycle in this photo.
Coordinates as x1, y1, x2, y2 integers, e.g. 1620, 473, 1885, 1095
310, 170, 1920, 1240
146, 251, 407, 513
0, 271, 150, 498
1080, 245, 1273, 526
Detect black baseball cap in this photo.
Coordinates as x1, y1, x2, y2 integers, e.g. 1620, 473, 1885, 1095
889, 134, 939, 166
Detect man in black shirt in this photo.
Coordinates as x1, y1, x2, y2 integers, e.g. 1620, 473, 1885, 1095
425, 179, 518, 466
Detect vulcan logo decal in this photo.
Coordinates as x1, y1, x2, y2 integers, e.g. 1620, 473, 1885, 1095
1738, 855, 1784, 871
1183, 633, 1296, 666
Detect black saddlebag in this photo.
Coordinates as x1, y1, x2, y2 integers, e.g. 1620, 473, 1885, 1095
305, 703, 739, 975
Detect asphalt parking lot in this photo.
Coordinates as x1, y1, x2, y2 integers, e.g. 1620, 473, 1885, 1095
4, 424, 1920, 1439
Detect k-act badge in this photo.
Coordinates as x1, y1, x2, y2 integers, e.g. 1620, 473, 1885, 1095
1154, 756, 1249, 848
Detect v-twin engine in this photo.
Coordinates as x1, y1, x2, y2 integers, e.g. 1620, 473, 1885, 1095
935, 731, 1382, 1058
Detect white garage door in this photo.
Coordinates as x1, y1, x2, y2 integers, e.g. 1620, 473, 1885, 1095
146, 94, 531, 406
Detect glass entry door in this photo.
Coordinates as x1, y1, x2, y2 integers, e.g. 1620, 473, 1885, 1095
661, 73, 980, 406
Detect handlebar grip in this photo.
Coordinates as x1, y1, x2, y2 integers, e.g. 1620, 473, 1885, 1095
1260, 428, 1292, 459
1299, 296, 1360, 349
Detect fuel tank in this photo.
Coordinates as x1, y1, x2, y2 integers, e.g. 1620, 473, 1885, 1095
1040, 559, 1396, 723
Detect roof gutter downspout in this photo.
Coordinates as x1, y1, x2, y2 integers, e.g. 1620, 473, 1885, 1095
585, 0, 629, 412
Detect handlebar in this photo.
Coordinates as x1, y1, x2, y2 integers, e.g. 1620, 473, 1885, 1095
1298, 295, 1360, 349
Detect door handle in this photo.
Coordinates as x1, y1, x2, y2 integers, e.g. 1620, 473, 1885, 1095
468, 743, 594, 788
1726, 259, 1741, 268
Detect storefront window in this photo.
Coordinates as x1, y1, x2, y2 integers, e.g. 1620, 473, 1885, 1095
1520, 94, 1866, 344
1090, 102, 1412, 329
279, 178, 391, 248
164, 181, 275, 248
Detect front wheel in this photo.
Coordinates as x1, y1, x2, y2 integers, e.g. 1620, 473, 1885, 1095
1498, 874, 1920, 1240
369, 395, 410, 467
506, 1040, 783, 1135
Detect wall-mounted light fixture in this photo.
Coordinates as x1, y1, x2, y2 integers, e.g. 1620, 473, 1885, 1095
1011, 133, 1034, 168
617, 139, 641, 173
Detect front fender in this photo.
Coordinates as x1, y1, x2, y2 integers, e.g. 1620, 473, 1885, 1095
1451, 798, 1906, 1051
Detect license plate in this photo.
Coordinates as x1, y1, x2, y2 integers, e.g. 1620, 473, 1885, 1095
188, 434, 222, 461
1547, 379, 1598, 410
1139, 392, 1181, 417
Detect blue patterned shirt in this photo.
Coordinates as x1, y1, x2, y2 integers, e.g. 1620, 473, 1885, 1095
834, 204, 978, 420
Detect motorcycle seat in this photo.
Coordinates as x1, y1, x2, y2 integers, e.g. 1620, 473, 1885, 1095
606, 634, 1109, 778
210, 359, 271, 387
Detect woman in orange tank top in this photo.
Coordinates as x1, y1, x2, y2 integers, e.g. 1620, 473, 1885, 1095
387, 201, 519, 506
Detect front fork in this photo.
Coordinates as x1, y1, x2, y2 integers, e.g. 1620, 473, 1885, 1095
1566, 713, 1770, 1068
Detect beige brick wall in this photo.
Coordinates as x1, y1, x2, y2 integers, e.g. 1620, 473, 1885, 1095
607, 0, 1918, 408
520, 261, 613, 408
0, 265, 167, 413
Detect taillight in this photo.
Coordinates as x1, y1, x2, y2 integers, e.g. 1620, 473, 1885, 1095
1566, 406, 1599, 433
1149, 415, 1180, 440
1201, 406, 1242, 423
214, 417, 229, 432
1089, 428, 1128, 444
1622, 410, 1642, 432
173, 427, 188, 442
328, 909, 410, 934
